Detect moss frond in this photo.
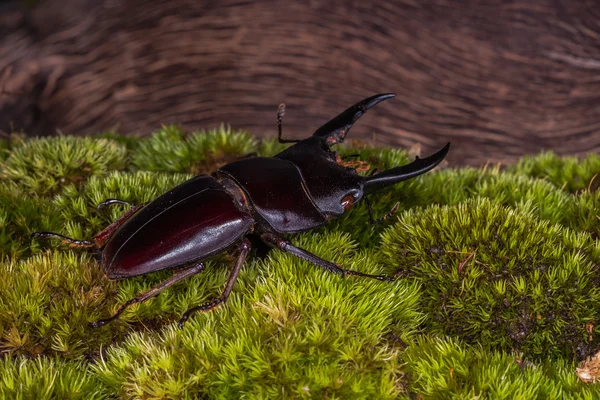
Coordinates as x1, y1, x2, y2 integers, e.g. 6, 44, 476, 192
0, 182, 62, 258
0, 251, 119, 358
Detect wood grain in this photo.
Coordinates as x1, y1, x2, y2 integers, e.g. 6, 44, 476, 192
1, 0, 599, 165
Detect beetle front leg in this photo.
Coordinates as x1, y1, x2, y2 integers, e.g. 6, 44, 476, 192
178, 238, 251, 328
90, 262, 206, 328
261, 233, 392, 282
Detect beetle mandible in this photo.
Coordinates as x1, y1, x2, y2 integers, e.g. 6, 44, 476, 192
32, 93, 450, 328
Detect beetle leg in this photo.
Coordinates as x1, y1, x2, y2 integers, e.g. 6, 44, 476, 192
89, 262, 206, 328
31, 203, 145, 249
277, 103, 300, 144
178, 238, 251, 328
30, 232, 95, 248
93, 203, 145, 247
261, 233, 392, 282
96, 198, 134, 211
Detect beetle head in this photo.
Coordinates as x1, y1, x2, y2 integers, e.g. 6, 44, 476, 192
275, 93, 450, 218
287, 140, 449, 219
310, 93, 450, 215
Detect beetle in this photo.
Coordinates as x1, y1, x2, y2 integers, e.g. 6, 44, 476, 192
32, 93, 450, 328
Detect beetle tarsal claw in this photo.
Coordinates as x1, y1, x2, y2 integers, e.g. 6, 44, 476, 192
178, 298, 225, 328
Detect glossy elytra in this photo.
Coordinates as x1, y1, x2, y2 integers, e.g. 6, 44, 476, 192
32, 94, 450, 328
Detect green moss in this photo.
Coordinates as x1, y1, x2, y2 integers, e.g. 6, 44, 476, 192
0, 182, 62, 258
380, 198, 600, 359
0, 138, 10, 161
402, 336, 600, 399
508, 152, 600, 193
0, 251, 121, 359
0, 356, 109, 400
1, 136, 128, 196
131, 125, 257, 174
52, 172, 192, 241
1, 130, 599, 397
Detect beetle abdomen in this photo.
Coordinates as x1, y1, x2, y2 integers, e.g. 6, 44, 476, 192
218, 157, 327, 234
103, 175, 253, 278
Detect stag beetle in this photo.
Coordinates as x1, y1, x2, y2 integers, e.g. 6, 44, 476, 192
32, 94, 450, 328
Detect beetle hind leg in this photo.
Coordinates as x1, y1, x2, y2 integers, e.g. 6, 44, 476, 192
93, 203, 146, 247
177, 238, 251, 328
31, 232, 95, 248
262, 233, 393, 282
90, 262, 206, 328
32, 203, 145, 249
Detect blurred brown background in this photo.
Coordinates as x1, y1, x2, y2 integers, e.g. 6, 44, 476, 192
1, 0, 599, 165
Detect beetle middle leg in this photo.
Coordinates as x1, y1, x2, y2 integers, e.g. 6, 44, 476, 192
89, 262, 206, 328
177, 238, 251, 328
261, 233, 392, 282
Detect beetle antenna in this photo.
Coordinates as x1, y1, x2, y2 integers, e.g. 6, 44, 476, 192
277, 103, 300, 144
31, 232, 95, 248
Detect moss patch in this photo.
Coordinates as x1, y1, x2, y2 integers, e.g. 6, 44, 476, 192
381, 198, 600, 359
1, 128, 599, 398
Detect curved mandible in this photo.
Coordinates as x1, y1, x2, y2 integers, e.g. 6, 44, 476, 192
312, 93, 396, 145
364, 143, 451, 194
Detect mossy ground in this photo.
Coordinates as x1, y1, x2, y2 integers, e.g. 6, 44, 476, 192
1, 126, 599, 399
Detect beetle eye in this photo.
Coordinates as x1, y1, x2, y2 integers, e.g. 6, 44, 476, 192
341, 194, 355, 211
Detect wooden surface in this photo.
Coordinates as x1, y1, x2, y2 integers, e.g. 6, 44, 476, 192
1, 0, 599, 165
